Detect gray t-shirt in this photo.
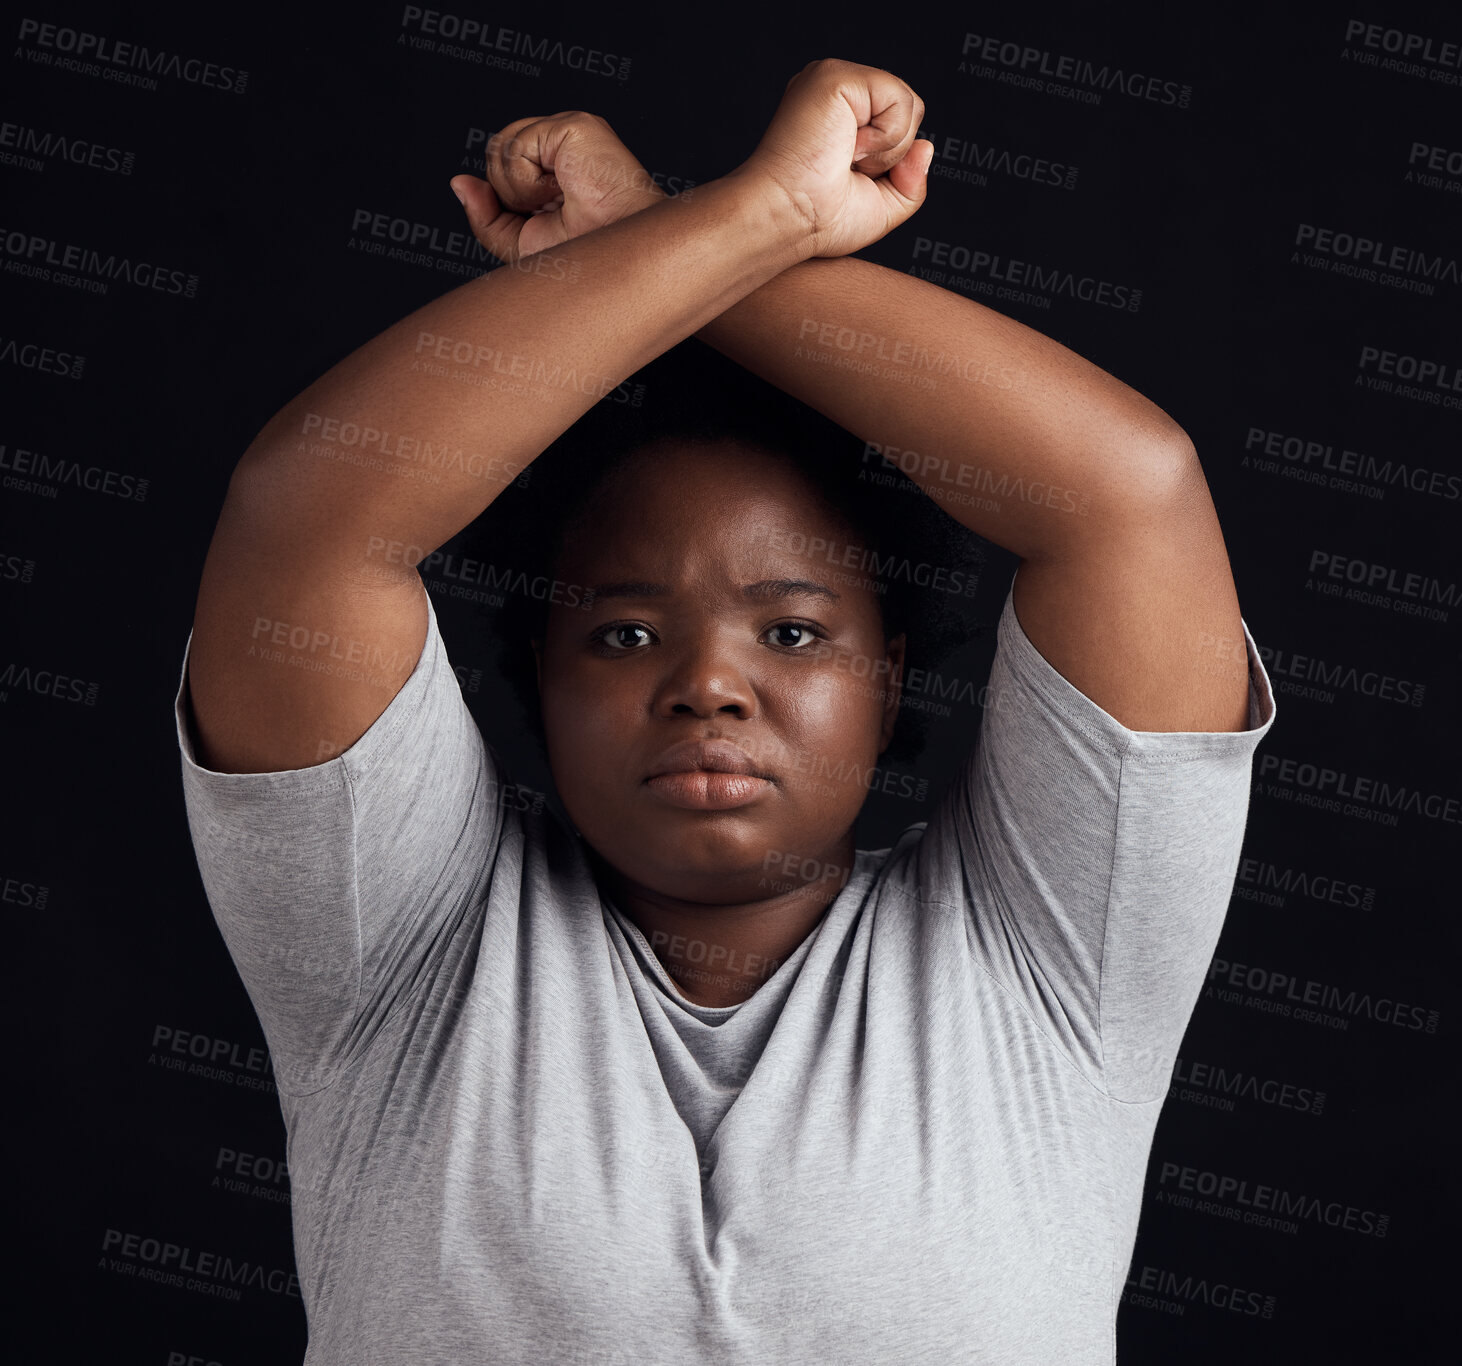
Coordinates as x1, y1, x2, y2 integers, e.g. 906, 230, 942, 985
173, 569, 1276, 1364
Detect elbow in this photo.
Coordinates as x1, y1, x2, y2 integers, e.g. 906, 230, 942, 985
1140, 426, 1204, 506
1142, 433, 1226, 546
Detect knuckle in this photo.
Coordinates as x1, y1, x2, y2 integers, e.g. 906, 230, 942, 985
497, 116, 536, 141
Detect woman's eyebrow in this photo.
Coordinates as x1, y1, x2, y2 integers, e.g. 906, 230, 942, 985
588, 580, 670, 603
743, 578, 841, 604
587, 578, 841, 604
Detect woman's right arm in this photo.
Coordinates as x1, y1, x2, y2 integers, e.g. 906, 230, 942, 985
187, 168, 811, 775
187, 58, 929, 776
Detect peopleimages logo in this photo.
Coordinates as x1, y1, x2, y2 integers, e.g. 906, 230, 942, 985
14, 18, 249, 92
1256, 644, 1427, 708
749, 524, 980, 598
1232, 856, 1376, 911
0, 334, 85, 378
0, 120, 135, 174
958, 31, 1192, 107
1243, 426, 1461, 502
920, 126, 1078, 191
0, 226, 199, 297
398, 8, 630, 80
1407, 141, 1462, 191
1355, 345, 1462, 409
0, 661, 100, 705
1170, 1055, 1326, 1117
1306, 550, 1455, 624
1124, 1264, 1277, 1319
1341, 19, 1462, 86
1155, 1161, 1389, 1239
1257, 750, 1458, 826
1206, 955, 1441, 1034
1293, 223, 1458, 296
148, 1025, 278, 1092
0, 442, 148, 500
100, 1228, 300, 1301
912, 236, 1141, 311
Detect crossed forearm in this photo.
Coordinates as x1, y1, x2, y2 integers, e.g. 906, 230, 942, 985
694, 255, 1194, 560
237, 175, 809, 565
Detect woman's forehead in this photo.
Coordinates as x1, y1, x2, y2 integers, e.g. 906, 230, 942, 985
561, 499, 864, 591
537, 442, 886, 624
566, 445, 857, 555
561, 534, 862, 604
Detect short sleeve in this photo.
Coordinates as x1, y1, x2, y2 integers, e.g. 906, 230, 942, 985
173, 590, 510, 1097
910, 566, 1277, 1102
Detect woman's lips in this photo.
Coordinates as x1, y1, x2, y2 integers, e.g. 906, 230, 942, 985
643, 739, 775, 809
644, 771, 773, 810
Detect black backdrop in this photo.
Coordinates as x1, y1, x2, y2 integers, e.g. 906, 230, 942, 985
6, 3, 1458, 1361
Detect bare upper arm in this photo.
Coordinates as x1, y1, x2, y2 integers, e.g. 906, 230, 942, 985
1009, 445, 1252, 735
185, 457, 433, 775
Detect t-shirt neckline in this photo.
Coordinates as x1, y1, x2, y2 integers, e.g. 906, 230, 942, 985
598, 854, 869, 1021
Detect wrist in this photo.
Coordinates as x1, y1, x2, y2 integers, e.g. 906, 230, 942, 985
610, 178, 671, 222
718, 162, 820, 263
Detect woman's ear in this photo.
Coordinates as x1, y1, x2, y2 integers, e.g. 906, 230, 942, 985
878, 632, 907, 754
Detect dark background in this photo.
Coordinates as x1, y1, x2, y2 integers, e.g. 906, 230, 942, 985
6, 2, 1457, 1360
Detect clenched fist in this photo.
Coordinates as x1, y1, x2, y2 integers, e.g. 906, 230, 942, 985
450, 112, 664, 264
449, 59, 932, 268
733, 58, 933, 258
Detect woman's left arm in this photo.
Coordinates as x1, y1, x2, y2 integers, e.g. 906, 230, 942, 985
454, 125, 1255, 736
694, 252, 1255, 735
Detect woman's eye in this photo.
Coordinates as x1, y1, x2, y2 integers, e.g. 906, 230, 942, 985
595, 624, 653, 651
765, 622, 822, 649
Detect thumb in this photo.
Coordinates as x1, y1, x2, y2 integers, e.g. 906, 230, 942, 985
884, 139, 934, 208
449, 174, 523, 262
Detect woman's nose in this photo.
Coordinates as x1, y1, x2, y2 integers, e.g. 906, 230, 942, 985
652, 643, 756, 718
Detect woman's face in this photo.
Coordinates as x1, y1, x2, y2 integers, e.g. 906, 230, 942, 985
532, 442, 905, 907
